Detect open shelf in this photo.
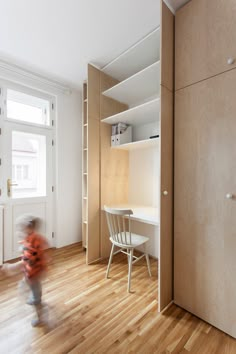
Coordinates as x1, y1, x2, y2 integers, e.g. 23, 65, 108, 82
101, 98, 160, 126
102, 27, 160, 81
102, 61, 160, 106
112, 137, 159, 150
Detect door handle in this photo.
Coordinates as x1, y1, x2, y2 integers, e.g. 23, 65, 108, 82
226, 193, 233, 200
7, 178, 18, 197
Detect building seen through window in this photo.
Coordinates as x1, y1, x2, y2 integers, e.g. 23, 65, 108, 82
12, 131, 46, 198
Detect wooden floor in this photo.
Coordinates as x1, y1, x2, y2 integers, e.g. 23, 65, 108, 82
0, 243, 235, 353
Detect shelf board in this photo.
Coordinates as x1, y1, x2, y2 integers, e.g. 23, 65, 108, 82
102, 27, 160, 81
84, 123, 88, 127
84, 98, 88, 102
83, 148, 88, 151
102, 61, 160, 106
112, 137, 159, 150
83, 221, 87, 224
83, 197, 88, 200
101, 98, 160, 126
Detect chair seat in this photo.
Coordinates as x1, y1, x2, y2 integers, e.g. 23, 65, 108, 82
110, 233, 149, 249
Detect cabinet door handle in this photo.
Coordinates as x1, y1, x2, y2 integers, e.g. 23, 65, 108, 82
226, 193, 233, 199
163, 190, 168, 196
227, 57, 235, 65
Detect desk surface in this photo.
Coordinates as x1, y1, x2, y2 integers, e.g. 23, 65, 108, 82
102, 204, 159, 226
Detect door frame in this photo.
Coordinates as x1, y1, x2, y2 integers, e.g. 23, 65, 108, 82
0, 79, 56, 260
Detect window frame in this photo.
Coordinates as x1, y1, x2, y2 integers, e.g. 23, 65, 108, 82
0, 80, 55, 130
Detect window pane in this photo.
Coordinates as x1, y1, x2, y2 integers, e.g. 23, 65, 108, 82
16, 165, 22, 180
12, 131, 46, 198
7, 89, 50, 126
23, 165, 29, 179
12, 165, 16, 180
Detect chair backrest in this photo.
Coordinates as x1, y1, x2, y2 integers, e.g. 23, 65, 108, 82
104, 206, 133, 246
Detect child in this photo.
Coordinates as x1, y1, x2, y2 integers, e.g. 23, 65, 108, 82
1, 214, 49, 327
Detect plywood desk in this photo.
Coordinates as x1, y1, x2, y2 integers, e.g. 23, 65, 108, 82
102, 204, 159, 226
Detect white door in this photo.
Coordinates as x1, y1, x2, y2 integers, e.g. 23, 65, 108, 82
0, 84, 55, 261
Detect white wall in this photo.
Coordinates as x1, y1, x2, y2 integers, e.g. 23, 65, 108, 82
128, 145, 160, 258
0, 206, 3, 265
56, 91, 82, 247
131, 221, 159, 259
0, 65, 82, 250
129, 145, 160, 207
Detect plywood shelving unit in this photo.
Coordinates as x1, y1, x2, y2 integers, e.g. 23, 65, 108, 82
102, 61, 160, 106
101, 28, 160, 149
101, 98, 160, 126
82, 0, 174, 312
82, 82, 88, 248
102, 27, 160, 81
112, 137, 159, 151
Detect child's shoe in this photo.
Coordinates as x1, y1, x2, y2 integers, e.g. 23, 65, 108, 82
31, 318, 41, 327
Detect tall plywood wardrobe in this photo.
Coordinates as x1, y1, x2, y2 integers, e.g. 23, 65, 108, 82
82, 0, 174, 311
174, 0, 236, 339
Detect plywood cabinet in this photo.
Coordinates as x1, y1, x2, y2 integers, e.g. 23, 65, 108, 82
175, 0, 236, 339
175, 59, 236, 339
175, 0, 236, 90
160, 0, 174, 91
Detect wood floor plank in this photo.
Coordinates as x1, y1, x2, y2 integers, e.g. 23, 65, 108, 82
0, 243, 235, 353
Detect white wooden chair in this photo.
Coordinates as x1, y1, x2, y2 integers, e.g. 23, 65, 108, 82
104, 206, 152, 292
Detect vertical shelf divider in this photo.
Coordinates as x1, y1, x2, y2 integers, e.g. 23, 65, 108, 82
82, 82, 88, 249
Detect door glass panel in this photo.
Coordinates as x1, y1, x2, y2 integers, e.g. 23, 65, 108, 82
11, 131, 46, 198
7, 89, 50, 126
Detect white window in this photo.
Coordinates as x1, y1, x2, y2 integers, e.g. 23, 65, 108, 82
6, 89, 50, 126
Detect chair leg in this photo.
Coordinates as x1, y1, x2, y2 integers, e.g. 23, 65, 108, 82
144, 243, 152, 277
146, 253, 152, 277
106, 243, 115, 278
128, 248, 133, 292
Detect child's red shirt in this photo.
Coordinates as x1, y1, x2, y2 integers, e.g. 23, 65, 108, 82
20, 233, 48, 280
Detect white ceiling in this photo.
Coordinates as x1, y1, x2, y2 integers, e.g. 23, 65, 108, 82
0, 0, 189, 90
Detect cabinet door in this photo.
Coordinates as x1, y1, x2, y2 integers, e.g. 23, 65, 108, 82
175, 0, 236, 90
174, 69, 236, 338
159, 85, 173, 311
160, 1, 174, 92
158, 1, 174, 311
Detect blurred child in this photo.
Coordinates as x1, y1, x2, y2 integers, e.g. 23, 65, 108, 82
1, 214, 49, 327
